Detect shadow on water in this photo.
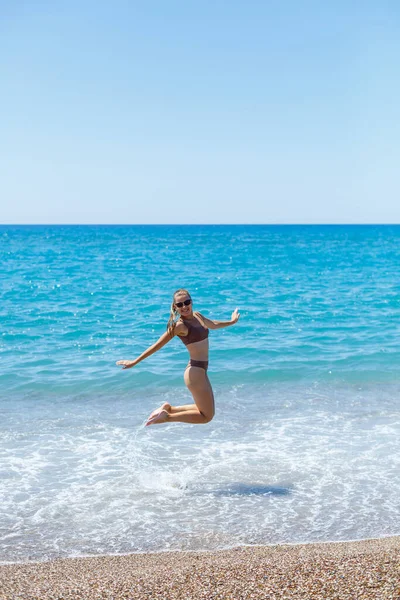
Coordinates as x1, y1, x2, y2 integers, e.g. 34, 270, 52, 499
195, 483, 293, 497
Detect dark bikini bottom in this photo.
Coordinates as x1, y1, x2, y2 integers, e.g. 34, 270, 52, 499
187, 359, 209, 371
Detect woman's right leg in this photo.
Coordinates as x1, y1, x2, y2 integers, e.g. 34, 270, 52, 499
146, 367, 214, 425
167, 366, 214, 424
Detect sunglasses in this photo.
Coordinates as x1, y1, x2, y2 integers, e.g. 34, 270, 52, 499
175, 298, 192, 308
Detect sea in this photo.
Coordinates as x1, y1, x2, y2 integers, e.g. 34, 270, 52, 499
1, 224, 399, 563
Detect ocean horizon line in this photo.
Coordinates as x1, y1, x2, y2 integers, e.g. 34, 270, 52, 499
1, 223, 400, 227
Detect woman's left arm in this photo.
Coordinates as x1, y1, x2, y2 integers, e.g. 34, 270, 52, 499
196, 308, 240, 330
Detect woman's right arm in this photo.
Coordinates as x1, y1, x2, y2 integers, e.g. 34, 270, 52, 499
116, 322, 186, 369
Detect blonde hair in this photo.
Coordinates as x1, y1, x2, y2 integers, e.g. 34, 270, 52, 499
167, 288, 191, 337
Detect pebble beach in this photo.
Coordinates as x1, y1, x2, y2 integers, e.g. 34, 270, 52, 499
1, 536, 399, 599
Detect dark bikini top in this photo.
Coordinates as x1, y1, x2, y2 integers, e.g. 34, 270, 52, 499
178, 314, 209, 346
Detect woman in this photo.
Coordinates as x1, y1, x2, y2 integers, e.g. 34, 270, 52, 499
116, 289, 240, 426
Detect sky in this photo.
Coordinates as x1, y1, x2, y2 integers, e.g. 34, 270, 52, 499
1, 1, 399, 224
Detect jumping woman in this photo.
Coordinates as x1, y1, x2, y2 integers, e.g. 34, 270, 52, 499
116, 289, 240, 426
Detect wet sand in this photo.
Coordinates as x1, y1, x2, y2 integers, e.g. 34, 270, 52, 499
0, 536, 399, 599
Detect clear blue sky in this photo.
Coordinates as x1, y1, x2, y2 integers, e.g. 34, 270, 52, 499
1, 1, 399, 224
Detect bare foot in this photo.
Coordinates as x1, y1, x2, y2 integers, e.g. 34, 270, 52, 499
148, 402, 171, 420
145, 409, 169, 427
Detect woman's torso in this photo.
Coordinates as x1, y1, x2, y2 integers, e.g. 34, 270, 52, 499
177, 314, 209, 360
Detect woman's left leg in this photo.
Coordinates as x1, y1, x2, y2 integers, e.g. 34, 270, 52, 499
146, 367, 214, 425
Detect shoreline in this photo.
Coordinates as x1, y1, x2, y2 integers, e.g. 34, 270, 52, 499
1, 536, 399, 599
1, 533, 399, 566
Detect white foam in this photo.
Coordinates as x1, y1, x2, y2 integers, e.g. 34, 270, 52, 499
1, 383, 400, 562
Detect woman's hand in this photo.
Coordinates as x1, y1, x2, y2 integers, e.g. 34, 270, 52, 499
116, 360, 137, 369
231, 308, 240, 324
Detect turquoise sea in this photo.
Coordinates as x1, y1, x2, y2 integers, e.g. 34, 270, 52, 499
1, 225, 399, 563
